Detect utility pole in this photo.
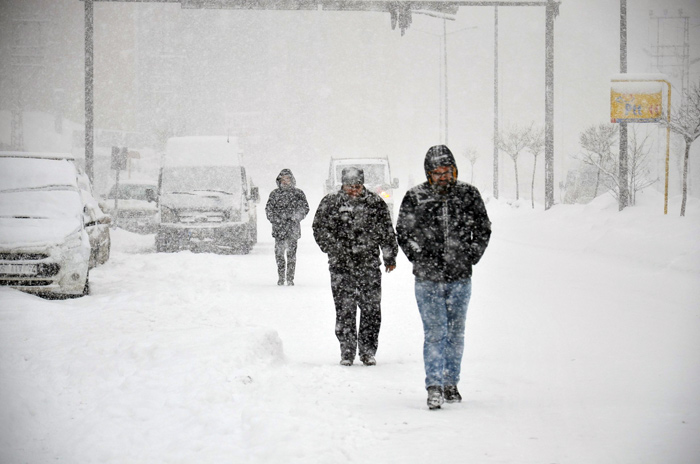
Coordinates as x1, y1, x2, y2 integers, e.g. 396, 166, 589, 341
85, 0, 95, 184
618, 0, 629, 211
493, 6, 499, 199
544, 0, 557, 210
650, 9, 690, 99
444, 18, 449, 145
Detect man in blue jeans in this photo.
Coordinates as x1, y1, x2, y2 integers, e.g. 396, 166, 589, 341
396, 145, 491, 409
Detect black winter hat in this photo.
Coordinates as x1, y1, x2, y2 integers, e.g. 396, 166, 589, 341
424, 145, 458, 181
341, 167, 364, 185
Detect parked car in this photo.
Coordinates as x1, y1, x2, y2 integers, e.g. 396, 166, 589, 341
100, 180, 159, 234
0, 152, 93, 297
77, 169, 112, 267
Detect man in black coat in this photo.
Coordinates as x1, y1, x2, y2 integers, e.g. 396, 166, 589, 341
396, 145, 491, 409
265, 169, 309, 286
313, 167, 398, 366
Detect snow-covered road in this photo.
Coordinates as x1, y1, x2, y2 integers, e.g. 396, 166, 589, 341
2, 192, 699, 463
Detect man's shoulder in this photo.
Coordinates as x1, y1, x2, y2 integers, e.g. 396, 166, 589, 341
319, 191, 342, 206
405, 182, 435, 201
406, 182, 429, 194
452, 181, 483, 198
363, 189, 384, 203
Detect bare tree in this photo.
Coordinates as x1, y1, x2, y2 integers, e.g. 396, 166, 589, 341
527, 126, 545, 209
496, 124, 532, 200
666, 79, 700, 216
577, 124, 618, 197
577, 125, 657, 205
626, 128, 658, 206
463, 147, 479, 184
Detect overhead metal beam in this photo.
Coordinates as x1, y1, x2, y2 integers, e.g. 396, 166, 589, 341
82, 0, 559, 208
82, 0, 549, 9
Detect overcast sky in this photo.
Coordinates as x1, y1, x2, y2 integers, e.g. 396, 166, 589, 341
2, 0, 699, 201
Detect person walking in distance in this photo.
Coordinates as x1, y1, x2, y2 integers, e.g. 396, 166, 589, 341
313, 167, 398, 366
396, 145, 491, 409
265, 169, 309, 286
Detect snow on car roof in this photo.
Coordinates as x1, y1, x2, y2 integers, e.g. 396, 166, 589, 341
0, 151, 75, 160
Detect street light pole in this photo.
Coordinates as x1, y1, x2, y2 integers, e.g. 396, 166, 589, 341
444, 18, 449, 145
85, 0, 95, 184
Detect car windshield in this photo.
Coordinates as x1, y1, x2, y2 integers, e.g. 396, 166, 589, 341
161, 166, 242, 195
335, 163, 387, 186
108, 184, 156, 200
0, 190, 83, 220
0, 157, 78, 192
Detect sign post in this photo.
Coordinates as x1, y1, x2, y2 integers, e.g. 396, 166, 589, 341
610, 75, 671, 214
111, 146, 128, 227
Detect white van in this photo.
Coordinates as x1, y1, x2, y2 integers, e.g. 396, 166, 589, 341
156, 136, 259, 254
324, 156, 399, 219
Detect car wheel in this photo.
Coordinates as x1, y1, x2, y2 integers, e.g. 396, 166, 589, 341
100, 240, 111, 265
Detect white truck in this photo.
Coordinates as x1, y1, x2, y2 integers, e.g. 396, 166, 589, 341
324, 155, 400, 219
156, 136, 259, 254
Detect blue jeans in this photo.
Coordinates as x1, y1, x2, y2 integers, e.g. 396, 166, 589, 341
415, 278, 472, 389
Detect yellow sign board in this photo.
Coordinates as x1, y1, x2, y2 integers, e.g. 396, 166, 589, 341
610, 89, 663, 123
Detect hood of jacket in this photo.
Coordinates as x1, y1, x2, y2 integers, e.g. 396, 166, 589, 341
276, 168, 296, 188
423, 145, 458, 182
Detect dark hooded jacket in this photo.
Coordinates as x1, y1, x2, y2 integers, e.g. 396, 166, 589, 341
396, 146, 491, 282
265, 169, 309, 240
313, 186, 398, 272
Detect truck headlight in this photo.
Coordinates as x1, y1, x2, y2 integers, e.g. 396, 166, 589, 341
224, 208, 241, 222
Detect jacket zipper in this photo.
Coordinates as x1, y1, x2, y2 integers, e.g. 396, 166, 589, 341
442, 198, 449, 263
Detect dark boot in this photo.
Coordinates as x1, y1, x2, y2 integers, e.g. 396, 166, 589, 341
427, 386, 444, 410
444, 385, 462, 403
360, 354, 376, 366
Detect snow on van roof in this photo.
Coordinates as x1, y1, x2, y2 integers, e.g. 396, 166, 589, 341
164, 136, 242, 167
333, 158, 389, 164
331, 154, 389, 161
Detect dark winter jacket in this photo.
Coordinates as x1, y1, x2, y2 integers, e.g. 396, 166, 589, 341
396, 148, 491, 283
313, 187, 398, 272
265, 169, 309, 241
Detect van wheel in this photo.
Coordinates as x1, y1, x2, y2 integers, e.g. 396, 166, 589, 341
156, 234, 173, 253
250, 223, 257, 244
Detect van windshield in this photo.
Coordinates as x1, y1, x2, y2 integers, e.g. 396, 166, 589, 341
335, 164, 387, 186
162, 166, 242, 195
108, 184, 156, 201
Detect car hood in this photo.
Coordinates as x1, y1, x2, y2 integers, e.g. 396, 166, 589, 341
0, 217, 82, 248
